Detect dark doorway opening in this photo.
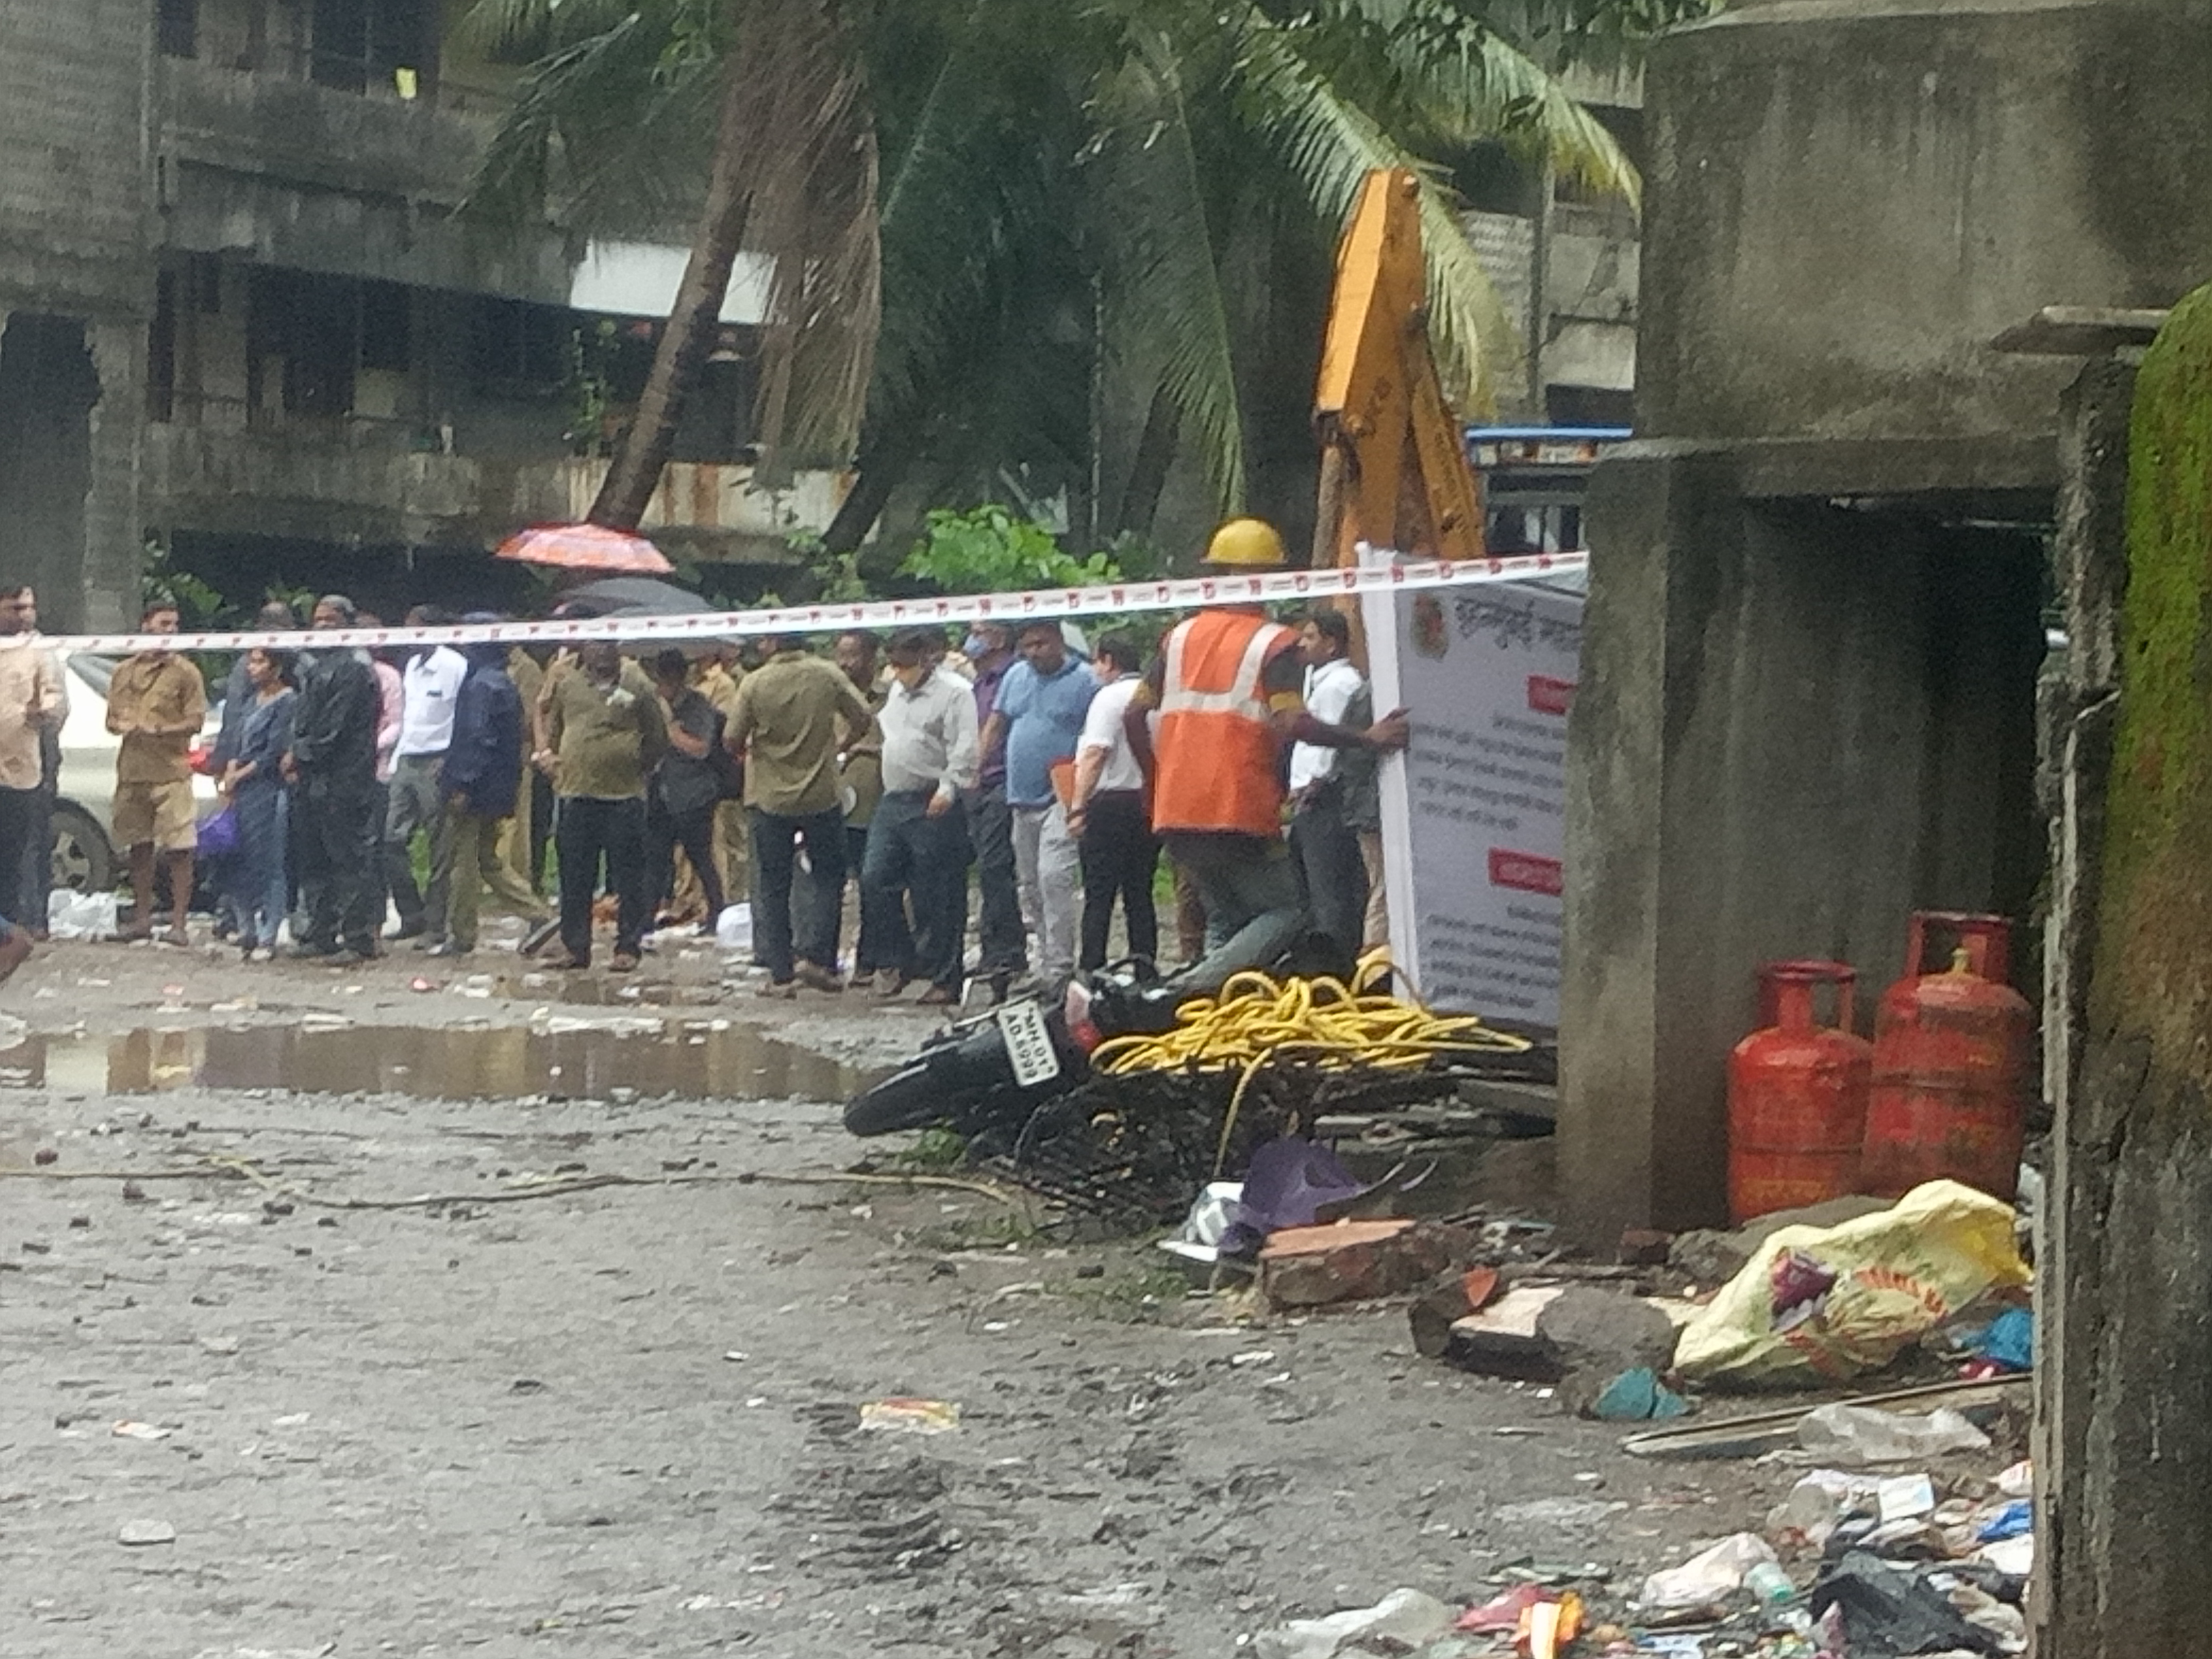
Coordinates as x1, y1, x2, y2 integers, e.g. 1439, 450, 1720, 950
0, 315, 100, 629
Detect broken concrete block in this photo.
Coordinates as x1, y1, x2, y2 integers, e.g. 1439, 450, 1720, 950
1618, 1228, 1674, 1267
1537, 1287, 1684, 1415
1408, 1264, 1503, 1358
1444, 1285, 1569, 1378
1258, 1218, 1471, 1309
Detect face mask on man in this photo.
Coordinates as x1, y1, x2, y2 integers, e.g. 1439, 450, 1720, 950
961, 632, 988, 659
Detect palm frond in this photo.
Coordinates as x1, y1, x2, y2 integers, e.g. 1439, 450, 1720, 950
1092, 33, 1249, 511
1229, 9, 1518, 413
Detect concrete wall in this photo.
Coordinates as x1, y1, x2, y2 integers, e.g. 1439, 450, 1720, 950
1638, 0, 2212, 443
1562, 443, 2045, 1235
0, 3, 152, 629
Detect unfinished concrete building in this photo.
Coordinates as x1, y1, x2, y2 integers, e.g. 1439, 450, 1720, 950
1560, 0, 2212, 1238
0, 0, 843, 629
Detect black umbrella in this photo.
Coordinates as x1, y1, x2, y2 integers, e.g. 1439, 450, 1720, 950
558, 576, 715, 617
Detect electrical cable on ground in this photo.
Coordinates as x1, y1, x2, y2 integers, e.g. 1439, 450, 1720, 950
1085, 950, 1531, 1175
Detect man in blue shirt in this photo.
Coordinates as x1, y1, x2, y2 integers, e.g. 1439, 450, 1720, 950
978, 621, 1094, 987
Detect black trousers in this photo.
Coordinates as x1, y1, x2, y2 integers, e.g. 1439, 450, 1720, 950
749, 806, 845, 984
861, 790, 971, 990
649, 798, 725, 921
294, 774, 381, 953
1077, 789, 1159, 970
968, 782, 1026, 975
0, 785, 39, 929
1290, 785, 1369, 958
556, 794, 649, 963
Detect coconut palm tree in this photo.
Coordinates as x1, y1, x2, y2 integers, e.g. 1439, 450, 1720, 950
461, 0, 1697, 541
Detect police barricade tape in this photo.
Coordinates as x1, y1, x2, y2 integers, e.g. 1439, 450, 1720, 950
17, 548, 1587, 657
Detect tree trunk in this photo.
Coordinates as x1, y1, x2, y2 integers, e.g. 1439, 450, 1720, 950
820, 426, 916, 556
586, 32, 753, 532
2050, 284, 2212, 1655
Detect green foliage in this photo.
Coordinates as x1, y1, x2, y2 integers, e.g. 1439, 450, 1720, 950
563, 320, 621, 458
140, 539, 223, 628
899, 506, 1123, 594
892, 1126, 970, 1173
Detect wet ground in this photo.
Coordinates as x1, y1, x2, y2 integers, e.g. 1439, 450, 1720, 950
0, 924, 1786, 1658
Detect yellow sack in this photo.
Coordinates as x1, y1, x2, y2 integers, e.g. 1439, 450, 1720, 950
1673, 1180, 2031, 1388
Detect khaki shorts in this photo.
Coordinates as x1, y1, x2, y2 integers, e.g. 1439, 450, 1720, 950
113, 779, 198, 852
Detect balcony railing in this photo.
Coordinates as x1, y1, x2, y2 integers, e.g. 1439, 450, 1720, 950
150, 391, 453, 455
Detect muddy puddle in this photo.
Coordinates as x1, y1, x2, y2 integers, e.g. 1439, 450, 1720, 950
0, 1018, 874, 1104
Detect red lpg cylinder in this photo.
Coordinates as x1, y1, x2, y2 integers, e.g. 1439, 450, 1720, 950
1728, 961, 1874, 1224
1863, 912, 2032, 1202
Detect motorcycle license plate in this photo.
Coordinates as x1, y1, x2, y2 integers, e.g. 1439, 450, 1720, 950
995, 1001, 1061, 1088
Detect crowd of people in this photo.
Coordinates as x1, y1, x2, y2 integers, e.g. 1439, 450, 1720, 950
0, 515, 1405, 996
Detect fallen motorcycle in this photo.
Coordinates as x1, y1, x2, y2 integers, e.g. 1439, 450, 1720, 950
841, 911, 1343, 1141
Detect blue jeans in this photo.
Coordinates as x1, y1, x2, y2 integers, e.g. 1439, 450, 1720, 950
228, 782, 289, 949
860, 791, 971, 991
748, 806, 847, 983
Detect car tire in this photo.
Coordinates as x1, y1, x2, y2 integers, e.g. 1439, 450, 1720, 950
49, 802, 113, 894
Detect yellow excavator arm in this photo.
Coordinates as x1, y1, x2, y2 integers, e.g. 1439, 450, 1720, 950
1312, 169, 1488, 570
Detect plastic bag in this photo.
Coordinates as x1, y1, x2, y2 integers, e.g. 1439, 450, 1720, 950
196, 805, 240, 859
1637, 1532, 1779, 1610
713, 903, 753, 953
1796, 1403, 1990, 1465
1673, 1181, 2031, 1387
46, 888, 118, 942
1250, 1588, 1455, 1659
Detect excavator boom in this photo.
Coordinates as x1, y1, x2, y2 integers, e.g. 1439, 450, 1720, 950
1312, 169, 1487, 570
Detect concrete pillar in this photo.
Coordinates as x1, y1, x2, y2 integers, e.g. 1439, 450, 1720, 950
83, 315, 144, 632
1560, 442, 2045, 1244
2038, 295, 2212, 1656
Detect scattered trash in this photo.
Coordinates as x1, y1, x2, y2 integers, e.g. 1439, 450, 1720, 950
1978, 1532, 2033, 1576
1250, 1587, 1456, 1659
111, 1420, 172, 1440
1993, 1459, 2031, 1498
858, 1398, 960, 1436
1535, 1287, 1683, 1415
1591, 1367, 1691, 1421
1217, 1137, 1376, 1256
1673, 1181, 2030, 1387
1976, 1499, 2031, 1543
1456, 1583, 1553, 1631
1796, 1403, 1990, 1465
1808, 1551, 2006, 1657
31, 1147, 56, 1165
1875, 1472, 1938, 1522
1638, 1532, 1780, 1611
117, 1518, 176, 1545
47, 889, 119, 941
714, 902, 753, 953
1621, 1376, 2026, 1461
1961, 1306, 2033, 1375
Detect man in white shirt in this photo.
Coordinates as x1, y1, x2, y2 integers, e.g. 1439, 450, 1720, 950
1287, 608, 1370, 957
1066, 632, 1159, 970
384, 605, 467, 944
0, 585, 64, 950
860, 629, 981, 1004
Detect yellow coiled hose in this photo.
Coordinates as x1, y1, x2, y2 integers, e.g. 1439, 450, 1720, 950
1087, 950, 1530, 1174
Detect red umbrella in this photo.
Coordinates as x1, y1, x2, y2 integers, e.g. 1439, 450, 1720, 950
493, 522, 674, 575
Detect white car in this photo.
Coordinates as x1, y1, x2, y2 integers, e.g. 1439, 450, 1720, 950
50, 650, 223, 893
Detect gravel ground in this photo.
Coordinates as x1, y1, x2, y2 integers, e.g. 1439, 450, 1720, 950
0, 928, 1783, 1659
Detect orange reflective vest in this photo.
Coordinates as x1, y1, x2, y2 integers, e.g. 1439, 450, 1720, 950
1152, 609, 1296, 837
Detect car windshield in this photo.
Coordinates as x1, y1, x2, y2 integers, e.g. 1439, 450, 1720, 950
66, 654, 116, 698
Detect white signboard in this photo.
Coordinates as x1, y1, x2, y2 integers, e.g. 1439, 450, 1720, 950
1362, 574, 1582, 1026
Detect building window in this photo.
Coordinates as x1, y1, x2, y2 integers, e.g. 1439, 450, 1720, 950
311, 0, 434, 95
148, 270, 178, 422
360, 281, 411, 373
469, 298, 566, 391
156, 0, 198, 59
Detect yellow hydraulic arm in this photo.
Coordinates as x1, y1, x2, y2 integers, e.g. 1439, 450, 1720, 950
1312, 169, 1488, 570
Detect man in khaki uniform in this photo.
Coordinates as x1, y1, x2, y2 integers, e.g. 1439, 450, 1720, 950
726, 634, 872, 995
107, 600, 207, 942
694, 644, 748, 905
496, 644, 546, 899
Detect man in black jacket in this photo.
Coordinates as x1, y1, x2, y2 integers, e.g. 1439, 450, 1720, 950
433, 630, 549, 957
283, 594, 383, 962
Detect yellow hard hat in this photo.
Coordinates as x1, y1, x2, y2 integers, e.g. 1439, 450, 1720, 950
1202, 517, 1288, 568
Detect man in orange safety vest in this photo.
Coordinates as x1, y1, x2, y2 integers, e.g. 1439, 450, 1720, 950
1125, 517, 1406, 965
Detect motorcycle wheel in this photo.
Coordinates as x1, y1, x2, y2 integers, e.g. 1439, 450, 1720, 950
842, 1061, 946, 1137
